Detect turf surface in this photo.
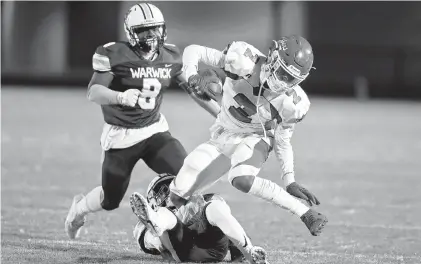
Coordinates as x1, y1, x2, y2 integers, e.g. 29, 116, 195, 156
2, 87, 421, 263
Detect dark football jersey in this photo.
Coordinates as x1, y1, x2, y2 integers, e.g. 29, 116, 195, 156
182, 194, 229, 250
92, 41, 183, 128
171, 193, 229, 262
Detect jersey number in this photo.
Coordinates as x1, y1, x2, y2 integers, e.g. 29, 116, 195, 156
139, 78, 161, 110
228, 89, 303, 125
285, 88, 302, 105
228, 93, 257, 123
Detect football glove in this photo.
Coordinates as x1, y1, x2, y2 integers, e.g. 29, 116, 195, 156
286, 182, 320, 206
117, 89, 141, 107
188, 71, 220, 101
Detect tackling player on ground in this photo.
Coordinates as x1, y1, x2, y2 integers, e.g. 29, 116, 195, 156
169, 36, 328, 236
130, 173, 269, 263
64, 3, 219, 239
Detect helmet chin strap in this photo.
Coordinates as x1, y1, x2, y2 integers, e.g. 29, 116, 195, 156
135, 40, 158, 60
131, 29, 161, 60
256, 82, 268, 141
256, 63, 286, 141
139, 49, 157, 60
256, 63, 271, 140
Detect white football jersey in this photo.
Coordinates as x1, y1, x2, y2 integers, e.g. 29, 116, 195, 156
218, 41, 310, 136
182, 41, 311, 181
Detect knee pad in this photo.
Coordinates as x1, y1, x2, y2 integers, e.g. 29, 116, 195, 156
183, 143, 220, 172
228, 165, 260, 184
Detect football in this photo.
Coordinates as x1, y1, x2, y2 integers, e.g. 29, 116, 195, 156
206, 81, 223, 98
198, 68, 223, 101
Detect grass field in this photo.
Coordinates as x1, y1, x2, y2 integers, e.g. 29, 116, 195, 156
2, 87, 421, 264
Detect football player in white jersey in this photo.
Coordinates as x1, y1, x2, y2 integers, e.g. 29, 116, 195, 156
169, 35, 328, 237
130, 173, 268, 263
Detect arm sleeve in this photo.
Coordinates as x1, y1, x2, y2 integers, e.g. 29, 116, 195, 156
86, 46, 120, 105
182, 44, 225, 80
273, 124, 296, 186
92, 51, 112, 72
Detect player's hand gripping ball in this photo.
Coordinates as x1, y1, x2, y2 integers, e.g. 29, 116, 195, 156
188, 69, 222, 101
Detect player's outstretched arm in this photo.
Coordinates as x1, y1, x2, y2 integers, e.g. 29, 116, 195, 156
273, 124, 296, 187
205, 200, 258, 262
179, 45, 224, 118
274, 124, 320, 206
182, 44, 225, 80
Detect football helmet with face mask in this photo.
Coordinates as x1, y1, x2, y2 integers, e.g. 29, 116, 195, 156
124, 3, 167, 59
260, 35, 314, 93
146, 173, 175, 211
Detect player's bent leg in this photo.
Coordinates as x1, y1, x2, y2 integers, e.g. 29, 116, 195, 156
228, 137, 327, 236
130, 192, 175, 237
143, 131, 188, 175
169, 142, 230, 208
247, 176, 327, 236
101, 147, 140, 210
133, 222, 162, 256
205, 200, 269, 264
130, 192, 196, 262
228, 137, 270, 193
228, 137, 307, 215
133, 221, 182, 262
64, 186, 103, 239
65, 145, 140, 239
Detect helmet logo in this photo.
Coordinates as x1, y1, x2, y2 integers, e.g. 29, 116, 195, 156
279, 39, 288, 51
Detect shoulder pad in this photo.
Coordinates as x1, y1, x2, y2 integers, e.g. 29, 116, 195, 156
161, 43, 182, 66
223, 41, 265, 78
280, 86, 310, 124
92, 42, 129, 72
163, 43, 179, 51
162, 43, 181, 57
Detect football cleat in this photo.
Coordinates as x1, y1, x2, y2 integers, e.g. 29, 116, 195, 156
64, 194, 86, 239
300, 208, 328, 236
250, 246, 269, 264
130, 192, 163, 237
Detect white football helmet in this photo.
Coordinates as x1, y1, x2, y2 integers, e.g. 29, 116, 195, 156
260, 35, 314, 93
146, 173, 175, 210
124, 3, 167, 55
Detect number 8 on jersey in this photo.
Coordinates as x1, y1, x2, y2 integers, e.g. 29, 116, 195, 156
139, 78, 162, 109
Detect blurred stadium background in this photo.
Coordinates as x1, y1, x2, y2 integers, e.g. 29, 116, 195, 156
2, 1, 421, 99
2, 1, 421, 264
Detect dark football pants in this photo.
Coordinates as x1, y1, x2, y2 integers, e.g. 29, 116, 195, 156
165, 217, 229, 263
101, 131, 187, 210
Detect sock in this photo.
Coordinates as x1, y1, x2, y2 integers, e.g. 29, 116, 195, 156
155, 207, 177, 233
144, 230, 163, 251
248, 177, 309, 217
76, 186, 104, 216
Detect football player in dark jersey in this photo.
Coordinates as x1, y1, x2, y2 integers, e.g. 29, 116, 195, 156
130, 174, 268, 264
65, 3, 221, 239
